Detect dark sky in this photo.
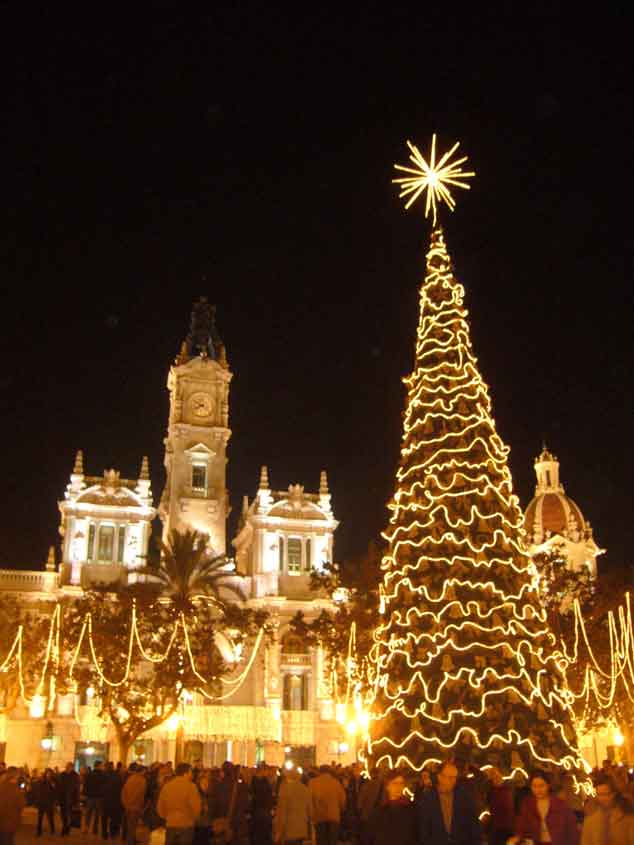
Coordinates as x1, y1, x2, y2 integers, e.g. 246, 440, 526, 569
2, 6, 633, 574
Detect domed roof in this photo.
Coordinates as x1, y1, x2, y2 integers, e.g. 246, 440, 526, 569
524, 447, 590, 544
525, 491, 586, 540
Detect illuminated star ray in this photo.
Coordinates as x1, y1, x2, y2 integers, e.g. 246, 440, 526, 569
393, 134, 475, 225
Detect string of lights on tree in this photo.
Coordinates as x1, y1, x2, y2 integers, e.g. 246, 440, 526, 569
364, 135, 596, 789
0, 599, 265, 715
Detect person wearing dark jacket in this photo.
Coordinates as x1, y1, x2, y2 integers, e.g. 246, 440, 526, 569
358, 770, 384, 845
84, 761, 107, 835
413, 769, 433, 805
250, 766, 274, 845
32, 770, 58, 836
512, 770, 579, 845
57, 762, 80, 837
101, 763, 123, 840
367, 769, 418, 845
418, 761, 481, 845
486, 766, 515, 845
210, 763, 249, 845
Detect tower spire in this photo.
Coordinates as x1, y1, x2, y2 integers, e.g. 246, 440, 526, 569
177, 297, 225, 362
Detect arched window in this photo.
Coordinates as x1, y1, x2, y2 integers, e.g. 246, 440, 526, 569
281, 633, 308, 655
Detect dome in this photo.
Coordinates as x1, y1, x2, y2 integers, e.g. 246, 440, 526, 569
523, 446, 589, 544
524, 491, 586, 542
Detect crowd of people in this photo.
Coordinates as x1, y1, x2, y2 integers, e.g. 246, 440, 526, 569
0, 756, 632, 845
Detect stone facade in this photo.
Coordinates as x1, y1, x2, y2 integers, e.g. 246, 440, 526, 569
0, 299, 351, 770
524, 446, 603, 576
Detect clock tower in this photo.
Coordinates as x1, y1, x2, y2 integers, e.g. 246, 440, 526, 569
159, 298, 232, 555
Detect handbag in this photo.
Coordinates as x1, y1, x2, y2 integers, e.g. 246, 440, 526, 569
211, 780, 238, 840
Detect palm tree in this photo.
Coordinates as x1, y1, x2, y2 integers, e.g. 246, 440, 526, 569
135, 528, 245, 611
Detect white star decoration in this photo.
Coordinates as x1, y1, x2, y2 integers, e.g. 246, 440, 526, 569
393, 134, 475, 225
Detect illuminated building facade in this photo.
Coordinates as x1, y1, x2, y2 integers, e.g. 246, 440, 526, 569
0, 299, 345, 770
524, 446, 603, 576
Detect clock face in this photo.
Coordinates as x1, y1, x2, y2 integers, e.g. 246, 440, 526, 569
190, 392, 214, 419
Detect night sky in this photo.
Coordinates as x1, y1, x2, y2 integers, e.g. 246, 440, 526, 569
2, 7, 633, 574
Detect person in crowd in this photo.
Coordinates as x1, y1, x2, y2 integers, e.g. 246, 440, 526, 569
581, 775, 634, 845
85, 760, 107, 835
345, 761, 365, 842
101, 761, 124, 840
210, 762, 249, 845
413, 768, 433, 804
193, 770, 212, 845
0, 766, 27, 845
358, 768, 384, 845
308, 764, 347, 845
121, 763, 147, 845
32, 768, 58, 836
557, 773, 585, 823
486, 766, 515, 845
418, 760, 481, 845
57, 761, 80, 837
513, 769, 580, 845
157, 762, 201, 845
274, 766, 312, 845
365, 768, 417, 845
250, 764, 274, 845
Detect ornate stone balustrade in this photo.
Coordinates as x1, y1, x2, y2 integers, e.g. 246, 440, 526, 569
0, 569, 59, 593
280, 653, 312, 666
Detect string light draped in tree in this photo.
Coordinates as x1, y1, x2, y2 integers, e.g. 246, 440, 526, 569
366, 137, 591, 788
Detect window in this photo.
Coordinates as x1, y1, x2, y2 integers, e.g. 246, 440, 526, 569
278, 537, 285, 573
192, 464, 207, 490
305, 538, 312, 571
87, 524, 96, 562
283, 673, 308, 710
116, 528, 126, 563
287, 538, 302, 573
97, 526, 115, 562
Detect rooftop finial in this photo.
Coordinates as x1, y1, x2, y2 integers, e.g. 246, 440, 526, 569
139, 455, 150, 480
46, 546, 56, 572
256, 466, 273, 512
73, 450, 84, 475
319, 469, 332, 514
259, 465, 269, 490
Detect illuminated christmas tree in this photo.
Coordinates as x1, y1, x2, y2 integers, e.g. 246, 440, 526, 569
366, 137, 589, 785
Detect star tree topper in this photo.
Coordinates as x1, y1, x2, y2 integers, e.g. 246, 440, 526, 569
393, 134, 475, 225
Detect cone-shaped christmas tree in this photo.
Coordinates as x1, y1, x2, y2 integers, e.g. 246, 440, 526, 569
367, 224, 589, 786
